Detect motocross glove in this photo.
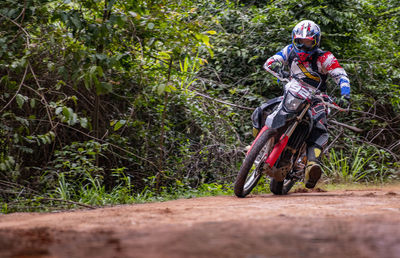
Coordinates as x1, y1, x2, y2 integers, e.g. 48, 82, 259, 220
279, 70, 290, 79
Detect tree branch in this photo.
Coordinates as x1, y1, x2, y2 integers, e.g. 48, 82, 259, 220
0, 65, 29, 113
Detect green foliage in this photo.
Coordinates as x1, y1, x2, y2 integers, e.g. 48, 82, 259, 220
322, 146, 395, 183
248, 176, 271, 195
0, 0, 399, 212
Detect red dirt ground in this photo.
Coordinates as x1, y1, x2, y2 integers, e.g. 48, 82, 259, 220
1, 185, 400, 258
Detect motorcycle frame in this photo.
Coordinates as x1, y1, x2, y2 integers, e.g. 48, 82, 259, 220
265, 101, 311, 169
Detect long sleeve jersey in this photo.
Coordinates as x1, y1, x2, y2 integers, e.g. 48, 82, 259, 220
263, 44, 350, 96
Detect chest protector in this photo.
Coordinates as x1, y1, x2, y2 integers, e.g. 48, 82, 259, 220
287, 48, 328, 92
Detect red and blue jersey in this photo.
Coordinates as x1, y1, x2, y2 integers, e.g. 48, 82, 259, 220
264, 44, 350, 96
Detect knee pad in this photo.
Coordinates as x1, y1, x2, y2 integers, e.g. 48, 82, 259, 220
253, 128, 259, 138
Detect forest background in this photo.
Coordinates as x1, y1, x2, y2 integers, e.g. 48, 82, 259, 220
0, 0, 399, 212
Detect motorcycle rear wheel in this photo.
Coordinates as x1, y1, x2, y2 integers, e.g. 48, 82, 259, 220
234, 128, 276, 198
270, 178, 297, 195
269, 178, 283, 195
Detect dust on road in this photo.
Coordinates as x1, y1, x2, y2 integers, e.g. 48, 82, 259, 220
1, 185, 400, 258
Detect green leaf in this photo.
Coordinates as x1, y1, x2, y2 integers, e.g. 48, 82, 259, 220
55, 80, 66, 90
147, 23, 155, 30
114, 120, 126, 131
55, 107, 63, 115
166, 84, 177, 92
62, 107, 72, 119
70, 113, 78, 125
30, 98, 36, 108
16, 94, 26, 109
96, 82, 113, 95
49, 131, 56, 141
195, 34, 211, 47
47, 62, 55, 71
107, 0, 116, 11
95, 54, 107, 61
70, 15, 81, 29
89, 66, 98, 76
97, 66, 104, 77
157, 84, 166, 95
128, 11, 140, 19
70, 96, 78, 106
80, 117, 88, 128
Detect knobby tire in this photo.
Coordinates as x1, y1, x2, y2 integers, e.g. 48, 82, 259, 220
270, 178, 284, 195
282, 179, 296, 195
271, 175, 297, 195
234, 128, 276, 198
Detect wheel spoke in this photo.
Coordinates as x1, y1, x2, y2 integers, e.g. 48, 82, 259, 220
243, 139, 274, 191
234, 129, 277, 198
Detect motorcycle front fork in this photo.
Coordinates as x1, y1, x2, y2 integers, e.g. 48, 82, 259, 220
264, 103, 310, 169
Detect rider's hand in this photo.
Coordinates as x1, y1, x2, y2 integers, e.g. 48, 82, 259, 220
338, 95, 350, 109
279, 70, 290, 79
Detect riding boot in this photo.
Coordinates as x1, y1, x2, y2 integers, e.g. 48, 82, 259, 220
304, 146, 323, 189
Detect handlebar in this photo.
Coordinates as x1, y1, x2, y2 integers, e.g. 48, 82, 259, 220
314, 94, 348, 112
265, 67, 348, 112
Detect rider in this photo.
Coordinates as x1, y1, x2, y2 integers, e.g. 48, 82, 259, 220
263, 20, 351, 189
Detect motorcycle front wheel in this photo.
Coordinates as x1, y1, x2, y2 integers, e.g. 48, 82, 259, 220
234, 128, 276, 198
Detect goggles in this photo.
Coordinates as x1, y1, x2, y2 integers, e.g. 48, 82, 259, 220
293, 37, 317, 51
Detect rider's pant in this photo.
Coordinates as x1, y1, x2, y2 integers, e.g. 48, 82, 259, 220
306, 101, 329, 165
252, 100, 329, 165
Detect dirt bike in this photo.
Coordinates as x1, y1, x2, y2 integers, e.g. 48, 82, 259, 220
234, 71, 347, 197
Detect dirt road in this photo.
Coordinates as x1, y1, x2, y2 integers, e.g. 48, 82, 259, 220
1, 185, 400, 258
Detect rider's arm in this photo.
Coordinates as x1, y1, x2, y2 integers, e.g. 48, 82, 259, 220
318, 52, 350, 97
263, 44, 292, 79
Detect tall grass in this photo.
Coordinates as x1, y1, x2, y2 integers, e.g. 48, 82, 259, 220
322, 146, 384, 183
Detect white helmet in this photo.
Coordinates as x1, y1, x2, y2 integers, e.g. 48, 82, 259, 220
292, 20, 321, 52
